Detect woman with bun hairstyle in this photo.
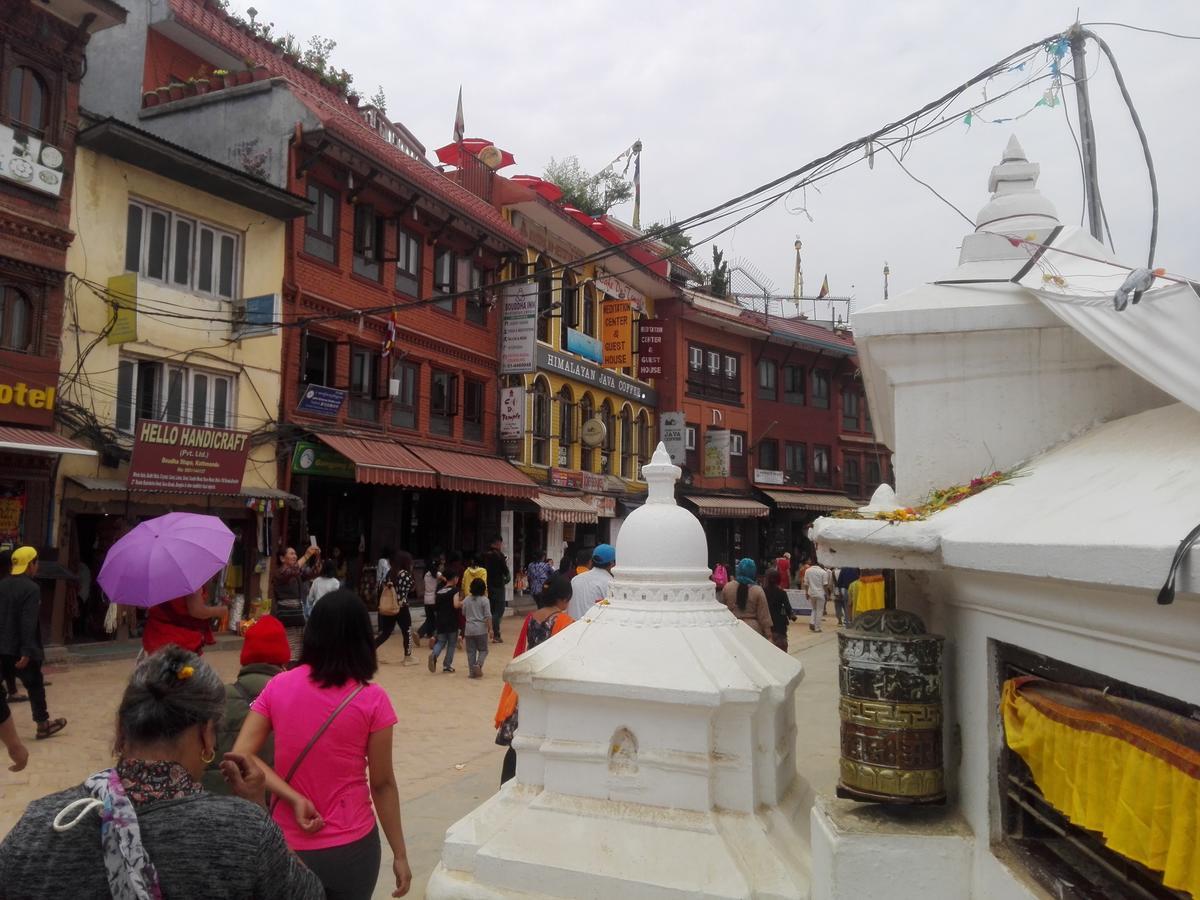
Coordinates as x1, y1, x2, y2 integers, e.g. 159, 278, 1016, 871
0, 646, 323, 898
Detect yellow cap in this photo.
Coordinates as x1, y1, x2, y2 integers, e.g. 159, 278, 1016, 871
10, 546, 37, 576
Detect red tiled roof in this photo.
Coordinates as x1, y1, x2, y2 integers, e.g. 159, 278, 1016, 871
316, 434, 437, 488
166, 0, 524, 248
410, 446, 538, 499
740, 309, 857, 353
0, 427, 95, 456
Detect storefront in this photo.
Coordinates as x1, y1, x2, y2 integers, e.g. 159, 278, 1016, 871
757, 488, 858, 562
681, 494, 769, 569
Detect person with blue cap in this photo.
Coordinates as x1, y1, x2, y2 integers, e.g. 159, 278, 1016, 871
567, 544, 615, 621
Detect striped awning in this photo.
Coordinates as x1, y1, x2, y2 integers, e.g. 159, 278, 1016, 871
533, 493, 599, 524
316, 434, 437, 489
761, 490, 859, 511
686, 495, 770, 519
0, 426, 96, 457
65, 476, 304, 510
411, 446, 538, 499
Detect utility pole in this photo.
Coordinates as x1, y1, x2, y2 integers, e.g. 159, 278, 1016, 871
883, 261, 890, 301
1069, 25, 1104, 242
793, 239, 803, 315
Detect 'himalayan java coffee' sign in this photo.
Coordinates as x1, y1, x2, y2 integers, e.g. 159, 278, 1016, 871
128, 421, 251, 494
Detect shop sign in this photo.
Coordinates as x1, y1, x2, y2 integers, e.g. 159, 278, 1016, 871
637, 318, 664, 379
291, 440, 355, 479
500, 386, 525, 440
536, 346, 657, 406
297, 384, 346, 417
128, 421, 251, 494
601, 299, 633, 368
754, 468, 785, 485
595, 274, 645, 309
0, 494, 23, 540
586, 494, 617, 517
106, 273, 138, 345
704, 428, 730, 478
566, 327, 603, 363
500, 282, 538, 375
582, 471, 605, 493
0, 124, 66, 198
660, 411, 686, 465
0, 349, 58, 428
550, 468, 581, 489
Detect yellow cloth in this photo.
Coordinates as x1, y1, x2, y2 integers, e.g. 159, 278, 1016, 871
855, 574, 885, 613
1002, 677, 1200, 896
462, 566, 488, 593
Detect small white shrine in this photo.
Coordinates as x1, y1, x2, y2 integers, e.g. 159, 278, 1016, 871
428, 444, 809, 899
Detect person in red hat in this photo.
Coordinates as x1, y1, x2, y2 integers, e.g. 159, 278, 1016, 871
202, 615, 290, 793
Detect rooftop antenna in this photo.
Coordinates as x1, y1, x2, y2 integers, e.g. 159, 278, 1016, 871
793, 239, 803, 316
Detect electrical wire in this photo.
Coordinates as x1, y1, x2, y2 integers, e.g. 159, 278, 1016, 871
879, 143, 976, 228
1082, 22, 1200, 41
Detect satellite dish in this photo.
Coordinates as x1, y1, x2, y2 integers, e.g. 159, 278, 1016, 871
478, 145, 504, 169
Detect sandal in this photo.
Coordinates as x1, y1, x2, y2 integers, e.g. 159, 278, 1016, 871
36, 718, 67, 740
5, 692, 28, 703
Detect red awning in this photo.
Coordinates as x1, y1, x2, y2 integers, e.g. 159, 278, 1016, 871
0, 426, 96, 456
410, 447, 538, 499
685, 495, 770, 519
316, 434, 437, 489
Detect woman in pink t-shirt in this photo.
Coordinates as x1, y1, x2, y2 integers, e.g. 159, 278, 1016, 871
235, 589, 412, 898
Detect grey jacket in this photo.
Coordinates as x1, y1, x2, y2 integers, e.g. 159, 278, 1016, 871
0, 574, 42, 661
0, 787, 323, 899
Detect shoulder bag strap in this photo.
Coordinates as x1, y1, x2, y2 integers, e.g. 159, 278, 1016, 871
268, 683, 366, 812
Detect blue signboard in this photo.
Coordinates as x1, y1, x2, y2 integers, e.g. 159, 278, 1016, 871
566, 328, 603, 364
297, 384, 346, 417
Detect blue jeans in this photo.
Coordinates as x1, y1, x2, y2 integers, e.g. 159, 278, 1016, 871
432, 631, 457, 669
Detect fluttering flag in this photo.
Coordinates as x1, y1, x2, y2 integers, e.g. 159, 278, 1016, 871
818, 274, 829, 299
453, 86, 465, 144
382, 310, 398, 358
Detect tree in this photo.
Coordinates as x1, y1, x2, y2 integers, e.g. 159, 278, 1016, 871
543, 156, 633, 217
370, 85, 387, 114
710, 247, 729, 298
645, 218, 693, 261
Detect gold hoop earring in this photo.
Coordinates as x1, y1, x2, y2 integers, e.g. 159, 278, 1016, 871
200, 749, 215, 765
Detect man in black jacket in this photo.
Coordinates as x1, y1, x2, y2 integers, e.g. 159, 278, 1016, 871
0, 547, 66, 739
481, 535, 511, 643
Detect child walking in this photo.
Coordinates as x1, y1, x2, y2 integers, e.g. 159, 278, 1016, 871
428, 571, 462, 673
463, 578, 492, 678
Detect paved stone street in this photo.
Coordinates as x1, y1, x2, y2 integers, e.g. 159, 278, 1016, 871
0, 612, 842, 899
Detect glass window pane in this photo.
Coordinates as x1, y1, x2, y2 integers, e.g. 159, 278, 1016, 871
198, 229, 214, 293
164, 368, 184, 422
320, 192, 333, 236
136, 362, 159, 422
191, 374, 208, 426
147, 211, 168, 280
213, 379, 229, 428
125, 205, 143, 273
173, 219, 192, 286
306, 185, 320, 231
218, 234, 236, 297
116, 360, 134, 432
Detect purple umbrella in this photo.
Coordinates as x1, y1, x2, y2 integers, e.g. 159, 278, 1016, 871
98, 512, 235, 608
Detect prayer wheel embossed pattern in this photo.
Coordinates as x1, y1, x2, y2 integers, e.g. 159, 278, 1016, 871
837, 608, 946, 804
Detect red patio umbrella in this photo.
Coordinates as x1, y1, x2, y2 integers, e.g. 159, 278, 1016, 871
435, 138, 516, 170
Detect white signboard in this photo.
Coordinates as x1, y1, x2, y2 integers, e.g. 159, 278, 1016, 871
499, 386, 525, 441
704, 428, 730, 478
754, 468, 785, 485
0, 124, 65, 198
660, 411, 686, 465
500, 282, 537, 374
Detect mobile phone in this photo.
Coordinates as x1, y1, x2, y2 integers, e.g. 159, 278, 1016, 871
309, 535, 317, 549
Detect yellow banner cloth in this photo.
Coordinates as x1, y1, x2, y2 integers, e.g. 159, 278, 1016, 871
1001, 676, 1200, 896
854, 574, 885, 613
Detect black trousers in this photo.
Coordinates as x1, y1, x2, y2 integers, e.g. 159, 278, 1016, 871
417, 604, 437, 639
0, 656, 47, 724
375, 606, 412, 653
489, 591, 506, 636
296, 826, 381, 900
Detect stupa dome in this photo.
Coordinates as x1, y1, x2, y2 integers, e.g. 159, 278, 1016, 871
973, 134, 1059, 233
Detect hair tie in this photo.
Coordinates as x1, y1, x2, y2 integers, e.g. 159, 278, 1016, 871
176, 665, 194, 681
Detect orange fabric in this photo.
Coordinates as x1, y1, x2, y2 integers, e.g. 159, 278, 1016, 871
142, 596, 212, 655
492, 612, 573, 729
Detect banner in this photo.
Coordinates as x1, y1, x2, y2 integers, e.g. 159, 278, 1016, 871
638, 318, 664, 379
601, 299, 633, 368
291, 441, 354, 479
500, 282, 538, 375
297, 384, 346, 416
703, 428, 730, 478
0, 124, 65, 198
499, 385, 525, 440
660, 411, 686, 465
128, 421, 251, 494
106, 273, 138, 345
566, 327, 602, 363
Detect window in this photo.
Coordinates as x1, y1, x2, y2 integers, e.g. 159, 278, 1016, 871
620, 407, 633, 479
685, 423, 698, 473
600, 400, 615, 474
433, 248, 455, 312
115, 359, 233, 433
303, 333, 334, 387
390, 360, 417, 428
530, 378, 551, 466
7, 66, 49, 136
430, 370, 458, 436
730, 430, 747, 477
813, 445, 831, 486
125, 201, 240, 299
352, 204, 384, 281
579, 393, 594, 471
784, 365, 805, 405
685, 425, 697, 451
865, 402, 874, 435
560, 270, 578, 348
0, 284, 33, 352
706, 351, 721, 376
843, 455, 862, 497
687, 344, 742, 402
785, 442, 806, 484
535, 256, 553, 343
304, 183, 338, 262
466, 265, 488, 325
463, 379, 485, 442
866, 457, 883, 494
582, 284, 597, 338
841, 388, 860, 431
812, 368, 830, 409
688, 345, 704, 373
636, 411, 651, 470
757, 359, 777, 400
557, 386, 574, 449
758, 438, 779, 472
723, 354, 738, 380
349, 348, 378, 421
394, 229, 421, 296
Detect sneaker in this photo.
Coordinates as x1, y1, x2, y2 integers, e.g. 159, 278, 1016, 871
443, 666, 455, 674
427, 654, 436, 673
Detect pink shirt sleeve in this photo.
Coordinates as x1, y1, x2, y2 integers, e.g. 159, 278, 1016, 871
364, 684, 398, 733
250, 673, 275, 719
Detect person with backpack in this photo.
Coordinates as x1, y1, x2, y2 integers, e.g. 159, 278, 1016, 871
711, 561, 729, 593
376, 551, 414, 661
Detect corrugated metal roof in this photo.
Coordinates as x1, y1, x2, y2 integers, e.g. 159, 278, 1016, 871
533, 493, 599, 524
411, 446, 537, 499
316, 434, 437, 489
0, 427, 96, 456
685, 495, 770, 518
760, 490, 858, 511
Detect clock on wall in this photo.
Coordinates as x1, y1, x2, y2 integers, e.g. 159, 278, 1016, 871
581, 417, 607, 448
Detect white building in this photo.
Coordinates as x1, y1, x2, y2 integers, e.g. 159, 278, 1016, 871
811, 137, 1200, 899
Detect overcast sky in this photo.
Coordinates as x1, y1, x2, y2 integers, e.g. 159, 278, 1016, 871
235, 0, 1199, 314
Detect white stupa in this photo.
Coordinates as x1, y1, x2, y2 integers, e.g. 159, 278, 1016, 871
428, 443, 808, 899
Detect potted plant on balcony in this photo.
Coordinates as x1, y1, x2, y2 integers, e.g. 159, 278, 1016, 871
167, 81, 187, 101
143, 90, 160, 108
156, 84, 172, 103
212, 68, 233, 90
193, 77, 210, 95
236, 67, 253, 87
252, 63, 270, 82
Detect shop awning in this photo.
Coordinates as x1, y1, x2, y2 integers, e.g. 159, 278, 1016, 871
410, 446, 538, 499
316, 434, 437, 489
533, 493, 599, 524
761, 490, 859, 511
0, 426, 96, 457
65, 476, 304, 510
685, 495, 770, 519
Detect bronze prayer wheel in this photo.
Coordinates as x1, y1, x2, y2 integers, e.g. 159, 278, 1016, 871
837, 608, 945, 805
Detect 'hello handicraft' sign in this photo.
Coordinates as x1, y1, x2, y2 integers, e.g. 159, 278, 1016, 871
128, 421, 251, 494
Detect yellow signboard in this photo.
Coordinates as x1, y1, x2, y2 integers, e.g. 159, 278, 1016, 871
601, 299, 633, 368
106, 273, 138, 345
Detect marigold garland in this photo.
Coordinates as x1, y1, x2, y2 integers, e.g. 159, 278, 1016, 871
832, 468, 1019, 522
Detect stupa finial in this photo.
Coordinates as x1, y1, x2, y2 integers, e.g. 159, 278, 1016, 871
642, 443, 680, 505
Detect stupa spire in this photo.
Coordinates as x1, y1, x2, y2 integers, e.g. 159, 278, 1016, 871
974, 133, 1059, 232
642, 442, 680, 504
